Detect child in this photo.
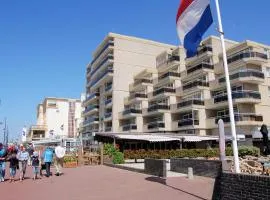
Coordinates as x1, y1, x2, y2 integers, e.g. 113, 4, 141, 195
31, 151, 40, 180
8, 149, 18, 183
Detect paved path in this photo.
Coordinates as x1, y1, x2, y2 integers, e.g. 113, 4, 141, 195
0, 166, 215, 200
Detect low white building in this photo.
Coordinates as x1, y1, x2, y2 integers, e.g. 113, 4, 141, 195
28, 97, 82, 141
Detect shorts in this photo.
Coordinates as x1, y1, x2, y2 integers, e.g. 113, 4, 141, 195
19, 161, 27, 172
10, 167, 16, 177
33, 166, 39, 174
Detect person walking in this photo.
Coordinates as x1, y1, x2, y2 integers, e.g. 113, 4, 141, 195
27, 144, 34, 166
17, 145, 29, 181
0, 143, 7, 182
7, 148, 18, 182
31, 151, 40, 180
43, 147, 54, 177
54, 145, 65, 176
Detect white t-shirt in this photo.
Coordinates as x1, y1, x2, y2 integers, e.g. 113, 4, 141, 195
55, 146, 65, 158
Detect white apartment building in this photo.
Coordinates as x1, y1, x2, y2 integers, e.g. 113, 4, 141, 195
28, 97, 82, 141
81, 33, 175, 135
83, 33, 270, 145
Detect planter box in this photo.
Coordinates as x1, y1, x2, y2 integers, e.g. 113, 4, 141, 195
63, 161, 78, 168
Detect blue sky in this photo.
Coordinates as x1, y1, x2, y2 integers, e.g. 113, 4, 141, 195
0, 0, 270, 141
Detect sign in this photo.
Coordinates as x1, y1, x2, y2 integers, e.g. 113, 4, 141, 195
21, 127, 27, 142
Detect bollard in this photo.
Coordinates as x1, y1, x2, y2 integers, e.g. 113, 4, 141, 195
188, 167, 194, 179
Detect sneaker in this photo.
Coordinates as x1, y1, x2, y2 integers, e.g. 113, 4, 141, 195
1, 178, 5, 182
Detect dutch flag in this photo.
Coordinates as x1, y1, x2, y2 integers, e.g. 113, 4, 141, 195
176, 0, 213, 58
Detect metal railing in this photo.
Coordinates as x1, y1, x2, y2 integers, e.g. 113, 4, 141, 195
147, 104, 170, 112
147, 121, 165, 129
129, 93, 147, 100
83, 117, 99, 125
104, 112, 112, 119
197, 46, 213, 55
215, 113, 263, 124
177, 99, 204, 108
187, 63, 214, 74
219, 70, 265, 83
133, 79, 152, 86
214, 90, 261, 103
178, 119, 199, 127
83, 105, 99, 114
153, 87, 175, 96
122, 124, 137, 131
227, 51, 268, 64
91, 41, 114, 65
90, 68, 114, 87
183, 80, 209, 91
105, 84, 113, 92
85, 93, 100, 102
90, 55, 114, 76
105, 99, 112, 105
158, 72, 180, 81
123, 109, 142, 115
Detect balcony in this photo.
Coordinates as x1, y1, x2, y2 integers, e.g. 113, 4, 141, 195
89, 68, 114, 88
84, 93, 100, 104
105, 99, 112, 105
129, 93, 147, 100
105, 127, 112, 132
215, 113, 263, 124
177, 99, 204, 108
90, 55, 114, 76
134, 79, 152, 86
187, 63, 214, 74
83, 105, 99, 115
122, 124, 137, 131
197, 46, 213, 56
153, 87, 175, 96
83, 117, 99, 126
123, 108, 142, 115
227, 51, 268, 65
158, 72, 180, 81
219, 70, 265, 83
147, 121, 165, 130
182, 80, 209, 91
178, 119, 199, 127
105, 84, 113, 92
214, 91, 261, 103
104, 112, 112, 119
147, 104, 170, 113
129, 79, 153, 91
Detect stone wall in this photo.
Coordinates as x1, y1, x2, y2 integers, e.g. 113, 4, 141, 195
213, 172, 270, 200
170, 158, 222, 178
144, 159, 167, 178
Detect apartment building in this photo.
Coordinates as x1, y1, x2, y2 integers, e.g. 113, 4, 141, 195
28, 97, 82, 141
82, 33, 176, 136
118, 36, 270, 139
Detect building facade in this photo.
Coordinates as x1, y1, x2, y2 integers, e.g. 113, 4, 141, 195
28, 97, 82, 141
83, 33, 270, 141
81, 33, 176, 136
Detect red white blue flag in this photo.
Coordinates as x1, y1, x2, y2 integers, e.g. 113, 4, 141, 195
176, 0, 213, 58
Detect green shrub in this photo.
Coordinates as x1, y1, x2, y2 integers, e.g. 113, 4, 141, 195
112, 151, 125, 164
124, 146, 260, 160
104, 143, 116, 157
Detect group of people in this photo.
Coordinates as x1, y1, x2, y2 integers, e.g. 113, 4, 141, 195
0, 142, 65, 183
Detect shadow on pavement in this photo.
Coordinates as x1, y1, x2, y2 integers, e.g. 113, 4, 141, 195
145, 176, 208, 200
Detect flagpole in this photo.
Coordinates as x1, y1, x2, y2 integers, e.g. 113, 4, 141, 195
214, 0, 240, 173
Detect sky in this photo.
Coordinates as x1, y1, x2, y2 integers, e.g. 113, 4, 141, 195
1, 0, 270, 141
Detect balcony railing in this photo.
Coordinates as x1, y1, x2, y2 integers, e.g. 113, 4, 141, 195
168, 55, 180, 63
215, 113, 263, 124
158, 72, 180, 81
105, 99, 112, 105
153, 87, 175, 96
90, 55, 114, 76
90, 68, 114, 87
187, 63, 214, 74
147, 121, 165, 129
85, 93, 100, 102
84, 105, 99, 114
133, 79, 152, 86
214, 91, 261, 103
105, 127, 112, 132
105, 84, 113, 92
197, 46, 213, 56
183, 80, 209, 91
219, 70, 265, 83
104, 113, 112, 119
177, 99, 204, 108
178, 119, 199, 127
129, 93, 147, 100
147, 105, 170, 112
83, 117, 99, 125
227, 51, 268, 64
123, 109, 142, 115
122, 124, 137, 131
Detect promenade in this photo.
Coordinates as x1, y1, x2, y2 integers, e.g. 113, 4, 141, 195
1, 166, 215, 200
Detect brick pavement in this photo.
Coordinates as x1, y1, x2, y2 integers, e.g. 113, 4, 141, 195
0, 165, 215, 200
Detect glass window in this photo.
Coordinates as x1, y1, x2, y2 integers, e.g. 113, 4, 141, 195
266, 67, 270, 77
